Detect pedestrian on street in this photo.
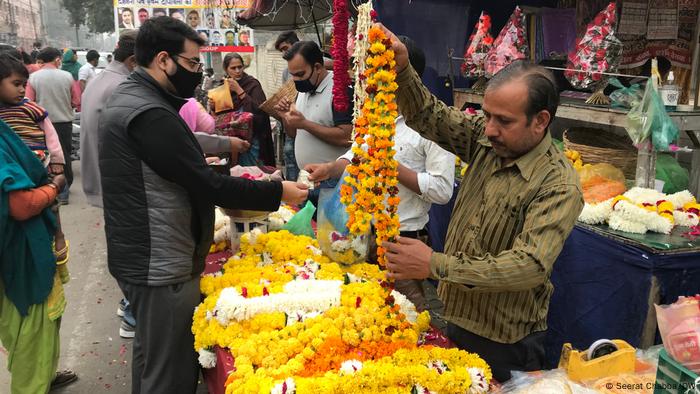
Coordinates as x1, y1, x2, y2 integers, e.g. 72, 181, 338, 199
99, 16, 308, 393
26, 47, 81, 205
0, 118, 77, 393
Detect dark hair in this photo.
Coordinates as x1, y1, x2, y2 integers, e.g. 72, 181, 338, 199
33, 41, 42, 48
0, 53, 29, 80
114, 29, 137, 62
138, 8, 147, 13
225, 30, 235, 36
21, 51, 33, 65
223, 53, 244, 72
37, 47, 62, 63
486, 60, 559, 126
121, 8, 132, 15
398, 36, 425, 78
205, 67, 214, 75
135, 16, 205, 67
188, 10, 199, 16
274, 31, 299, 50
107, 54, 113, 59
86, 49, 100, 62
282, 41, 322, 67
0, 45, 22, 62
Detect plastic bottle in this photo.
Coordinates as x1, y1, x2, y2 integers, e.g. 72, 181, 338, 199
660, 71, 680, 111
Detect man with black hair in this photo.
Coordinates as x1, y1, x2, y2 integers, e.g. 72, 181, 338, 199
99, 17, 308, 392
78, 49, 100, 91
274, 30, 299, 55
275, 40, 352, 204
27, 47, 81, 205
377, 26, 583, 382
274, 31, 301, 182
31, 41, 41, 61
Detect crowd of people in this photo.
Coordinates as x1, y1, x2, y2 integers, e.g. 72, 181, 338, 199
0, 12, 584, 394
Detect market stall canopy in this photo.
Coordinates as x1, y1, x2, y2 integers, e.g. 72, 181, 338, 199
237, 0, 366, 30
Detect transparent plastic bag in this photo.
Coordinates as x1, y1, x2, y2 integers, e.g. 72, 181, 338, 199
655, 296, 700, 373
626, 80, 679, 150
656, 153, 689, 194
578, 163, 627, 203
281, 201, 316, 238
609, 78, 643, 109
316, 177, 369, 265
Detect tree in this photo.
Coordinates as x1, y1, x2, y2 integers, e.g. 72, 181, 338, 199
86, 0, 115, 34
60, 0, 86, 45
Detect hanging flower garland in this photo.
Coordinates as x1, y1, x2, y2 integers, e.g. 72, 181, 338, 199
341, 9, 400, 267
331, 0, 350, 112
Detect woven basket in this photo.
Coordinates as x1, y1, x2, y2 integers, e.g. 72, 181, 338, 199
563, 128, 637, 179
260, 79, 298, 116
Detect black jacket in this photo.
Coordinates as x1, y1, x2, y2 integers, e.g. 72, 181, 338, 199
98, 68, 282, 286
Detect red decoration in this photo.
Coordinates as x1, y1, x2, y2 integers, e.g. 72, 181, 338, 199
332, 0, 351, 113
564, 2, 622, 90
461, 11, 494, 77
485, 6, 528, 77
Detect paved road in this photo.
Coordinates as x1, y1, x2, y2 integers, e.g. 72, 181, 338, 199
0, 163, 209, 393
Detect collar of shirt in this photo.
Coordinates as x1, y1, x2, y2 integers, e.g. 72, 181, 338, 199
311, 71, 333, 95
105, 60, 130, 76
477, 131, 552, 181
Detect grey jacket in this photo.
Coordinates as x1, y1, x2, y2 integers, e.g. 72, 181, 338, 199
80, 60, 131, 207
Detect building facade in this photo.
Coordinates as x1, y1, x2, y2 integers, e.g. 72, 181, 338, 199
0, 0, 44, 50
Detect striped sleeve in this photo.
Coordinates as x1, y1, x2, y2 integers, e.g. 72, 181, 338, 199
430, 183, 583, 290
395, 65, 483, 162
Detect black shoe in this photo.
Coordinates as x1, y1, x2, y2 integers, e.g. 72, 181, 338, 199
50, 369, 78, 391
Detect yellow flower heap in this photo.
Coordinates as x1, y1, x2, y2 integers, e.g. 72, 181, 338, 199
193, 230, 491, 394
341, 26, 401, 267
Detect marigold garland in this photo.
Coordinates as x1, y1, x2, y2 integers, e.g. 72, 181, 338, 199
194, 230, 491, 394
331, 0, 350, 112
341, 20, 401, 267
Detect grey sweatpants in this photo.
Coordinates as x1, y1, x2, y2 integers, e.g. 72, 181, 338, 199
118, 277, 201, 394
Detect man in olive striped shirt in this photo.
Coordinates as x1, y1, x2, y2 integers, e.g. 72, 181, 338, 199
382, 27, 583, 382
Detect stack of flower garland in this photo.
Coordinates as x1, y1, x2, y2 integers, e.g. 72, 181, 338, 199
341, 4, 401, 267
193, 230, 492, 394
579, 187, 700, 234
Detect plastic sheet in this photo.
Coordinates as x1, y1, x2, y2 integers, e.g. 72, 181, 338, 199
281, 201, 316, 238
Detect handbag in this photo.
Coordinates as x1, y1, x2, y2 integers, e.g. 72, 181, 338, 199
215, 110, 254, 142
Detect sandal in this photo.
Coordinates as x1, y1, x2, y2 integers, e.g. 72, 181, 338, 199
50, 369, 78, 391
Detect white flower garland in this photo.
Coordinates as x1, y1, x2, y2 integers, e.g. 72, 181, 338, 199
213, 280, 343, 326
390, 290, 419, 323
339, 359, 363, 375
271, 378, 296, 394
578, 188, 698, 234
467, 367, 490, 394
269, 206, 296, 230
197, 348, 217, 369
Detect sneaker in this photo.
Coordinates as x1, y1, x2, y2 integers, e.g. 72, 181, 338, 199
119, 319, 135, 339
117, 299, 128, 317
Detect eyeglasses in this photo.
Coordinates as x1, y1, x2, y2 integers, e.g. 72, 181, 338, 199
171, 54, 203, 72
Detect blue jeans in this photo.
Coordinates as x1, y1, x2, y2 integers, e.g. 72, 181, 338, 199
283, 137, 299, 181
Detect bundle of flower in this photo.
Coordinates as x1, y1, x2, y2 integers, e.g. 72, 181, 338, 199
564, 1, 622, 104
484, 6, 528, 77
579, 187, 700, 234
461, 11, 494, 79
193, 230, 492, 394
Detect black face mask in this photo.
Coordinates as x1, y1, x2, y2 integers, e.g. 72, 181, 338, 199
166, 57, 203, 98
294, 67, 317, 93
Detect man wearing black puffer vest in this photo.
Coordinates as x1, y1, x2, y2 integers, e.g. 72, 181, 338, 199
98, 16, 308, 394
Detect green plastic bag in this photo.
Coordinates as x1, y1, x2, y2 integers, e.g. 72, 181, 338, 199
609, 77, 643, 109
656, 153, 689, 194
281, 201, 316, 238
626, 79, 679, 150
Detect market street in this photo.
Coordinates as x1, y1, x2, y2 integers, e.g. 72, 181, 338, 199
0, 164, 208, 393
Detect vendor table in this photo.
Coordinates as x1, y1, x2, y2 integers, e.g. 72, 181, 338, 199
544, 223, 700, 368
453, 88, 700, 196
